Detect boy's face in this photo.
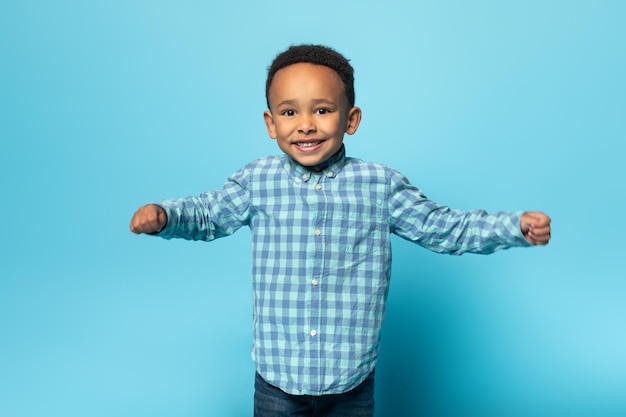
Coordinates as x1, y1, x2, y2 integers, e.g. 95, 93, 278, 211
264, 63, 361, 167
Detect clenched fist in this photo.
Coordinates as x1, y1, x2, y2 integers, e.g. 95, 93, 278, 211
520, 211, 551, 245
129, 204, 168, 234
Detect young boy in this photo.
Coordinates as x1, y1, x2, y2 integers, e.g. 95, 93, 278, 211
130, 45, 551, 417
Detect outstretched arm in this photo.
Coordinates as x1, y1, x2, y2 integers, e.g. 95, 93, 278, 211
129, 204, 168, 235
387, 168, 553, 254
520, 211, 551, 245
128, 166, 251, 241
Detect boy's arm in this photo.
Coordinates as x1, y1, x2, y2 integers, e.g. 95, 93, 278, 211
388, 170, 551, 254
520, 211, 551, 245
129, 168, 251, 241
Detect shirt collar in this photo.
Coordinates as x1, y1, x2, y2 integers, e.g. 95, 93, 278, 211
286, 145, 346, 182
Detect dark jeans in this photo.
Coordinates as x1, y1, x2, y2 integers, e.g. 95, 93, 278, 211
254, 372, 375, 417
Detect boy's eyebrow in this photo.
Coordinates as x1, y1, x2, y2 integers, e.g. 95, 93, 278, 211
311, 98, 336, 106
276, 98, 337, 107
276, 99, 297, 107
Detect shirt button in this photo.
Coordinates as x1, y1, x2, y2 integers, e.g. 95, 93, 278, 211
302, 173, 310, 181
327, 171, 333, 177
311, 279, 319, 286
314, 229, 321, 236
315, 184, 322, 190
310, 329, 317, 337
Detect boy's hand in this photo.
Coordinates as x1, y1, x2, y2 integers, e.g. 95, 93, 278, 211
130, 204, 168, 234
520, 211, 551, 245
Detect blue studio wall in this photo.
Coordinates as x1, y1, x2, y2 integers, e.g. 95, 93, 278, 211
1, 1, 625, 416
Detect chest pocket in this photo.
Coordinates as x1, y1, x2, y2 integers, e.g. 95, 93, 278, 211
326, 199, 386, 255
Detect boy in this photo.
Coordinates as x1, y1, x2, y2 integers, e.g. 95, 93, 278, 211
130, 45, 551, 417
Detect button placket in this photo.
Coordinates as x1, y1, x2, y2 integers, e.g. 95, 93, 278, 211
308, 171, 326, 360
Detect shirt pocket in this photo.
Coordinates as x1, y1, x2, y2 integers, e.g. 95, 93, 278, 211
328, 202, 386, 255
336, 227, 383, 254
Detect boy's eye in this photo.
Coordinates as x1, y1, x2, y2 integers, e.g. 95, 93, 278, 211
316, 108, 331, 115
281, 110, 296, 117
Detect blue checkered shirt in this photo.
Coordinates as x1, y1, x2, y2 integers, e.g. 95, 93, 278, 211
155, 146, 529, 395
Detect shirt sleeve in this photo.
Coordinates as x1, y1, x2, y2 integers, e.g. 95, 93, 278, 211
153, 168, 251, 242
386, 169, 531, 255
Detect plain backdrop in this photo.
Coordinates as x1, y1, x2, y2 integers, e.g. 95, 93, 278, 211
1, 1, 625, 416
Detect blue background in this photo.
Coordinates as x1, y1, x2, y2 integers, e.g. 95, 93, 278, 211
1, 1, 624, 416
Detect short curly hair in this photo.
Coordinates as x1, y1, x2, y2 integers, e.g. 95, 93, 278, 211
265, 44, 355, 109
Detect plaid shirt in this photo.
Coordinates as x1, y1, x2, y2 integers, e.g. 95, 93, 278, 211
156, 146, 529, 395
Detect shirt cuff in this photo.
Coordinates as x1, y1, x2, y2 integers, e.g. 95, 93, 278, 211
508, 211, 532, 247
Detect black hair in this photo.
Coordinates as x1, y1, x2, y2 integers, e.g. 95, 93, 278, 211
265, 44, 355, 109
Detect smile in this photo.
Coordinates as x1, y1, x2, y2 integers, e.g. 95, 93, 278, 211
296, 141, 323, 148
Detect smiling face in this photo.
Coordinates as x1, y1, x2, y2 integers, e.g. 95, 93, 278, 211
264, 63, 361, 167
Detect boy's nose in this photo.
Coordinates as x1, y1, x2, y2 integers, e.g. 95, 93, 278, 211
297, 114, 316, 135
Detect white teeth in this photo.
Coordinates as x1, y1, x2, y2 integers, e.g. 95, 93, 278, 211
297, 141, 321, 148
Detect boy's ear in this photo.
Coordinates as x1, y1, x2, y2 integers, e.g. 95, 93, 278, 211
263, 110, 277, 139
345, 106, 362, 135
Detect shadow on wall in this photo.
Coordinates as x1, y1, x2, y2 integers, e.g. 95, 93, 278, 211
374, 242, 488, 417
